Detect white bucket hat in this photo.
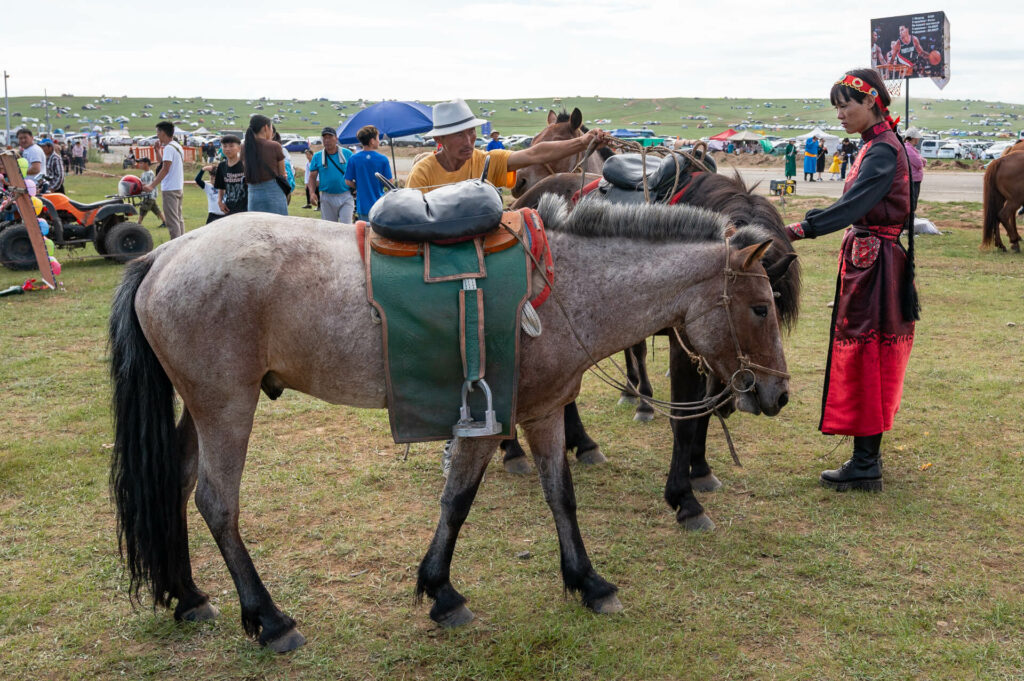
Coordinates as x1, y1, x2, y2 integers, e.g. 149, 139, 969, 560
427, 99, 487, 138
904, 127, 923, 139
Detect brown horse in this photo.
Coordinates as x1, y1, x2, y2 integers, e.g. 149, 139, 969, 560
510, 109, 611, 199
108, 199, 789, 651
982, 150, 1024, 252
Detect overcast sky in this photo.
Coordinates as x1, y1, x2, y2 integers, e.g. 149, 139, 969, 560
4, 1, 1020, 103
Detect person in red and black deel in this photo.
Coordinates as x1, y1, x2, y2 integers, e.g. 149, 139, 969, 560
785, 67, 920, 493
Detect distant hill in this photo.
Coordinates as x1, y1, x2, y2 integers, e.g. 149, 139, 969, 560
4, 94, 1023, 141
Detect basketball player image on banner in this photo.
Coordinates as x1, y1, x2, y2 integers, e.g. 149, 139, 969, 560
890, 25, 932, 76
871, 27, 886, 68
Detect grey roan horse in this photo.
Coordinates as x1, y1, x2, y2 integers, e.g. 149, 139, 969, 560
108, 195, 789, 652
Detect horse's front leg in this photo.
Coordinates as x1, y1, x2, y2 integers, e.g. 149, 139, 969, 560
522, 410, 621, 614
417, 437, 496, 627
665, 334, 717, 531
620, 340, 655, 421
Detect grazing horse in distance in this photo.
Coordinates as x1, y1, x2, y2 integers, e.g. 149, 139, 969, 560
982, 151, 1024, 252
510, 108, 613, 199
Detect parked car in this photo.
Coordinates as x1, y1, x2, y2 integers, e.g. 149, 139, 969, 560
983, 141, 1015, 159
936, 141, 964, 159
919, 138, 942, 159
387, 134, 431, 147
282, 139, 310, 152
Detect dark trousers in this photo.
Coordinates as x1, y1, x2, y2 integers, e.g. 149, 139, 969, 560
910, 181, 921, 214
206, 212, 224, 224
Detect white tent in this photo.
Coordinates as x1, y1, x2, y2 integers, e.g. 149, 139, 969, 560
193, 126, 210, 134
794, 127, 841, 153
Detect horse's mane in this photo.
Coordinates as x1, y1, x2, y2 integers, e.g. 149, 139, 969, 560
538, 194, 773, 248
677, 172, 801, 327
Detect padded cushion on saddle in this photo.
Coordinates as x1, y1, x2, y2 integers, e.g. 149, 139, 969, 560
602, 154, 666, 190
369, 180, 503, 242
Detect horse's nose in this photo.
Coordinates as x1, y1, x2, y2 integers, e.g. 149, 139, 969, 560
777, 391, 789, 410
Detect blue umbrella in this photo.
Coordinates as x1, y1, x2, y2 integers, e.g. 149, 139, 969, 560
335, 101, 434, 179
335, 100, 433, 143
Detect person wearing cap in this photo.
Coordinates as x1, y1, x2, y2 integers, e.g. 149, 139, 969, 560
307, 126, 355, 222
486, 130, 505, 151
40, 138, 65, 193
16, 129, 45, 182
903, 127, 925, 215
407, 98, 608, 194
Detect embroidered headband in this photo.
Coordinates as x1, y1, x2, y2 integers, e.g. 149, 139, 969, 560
835, 74, 900, 131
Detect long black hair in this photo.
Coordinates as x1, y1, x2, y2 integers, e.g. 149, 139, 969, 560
832, 68, 920, 321
244, 114, 271, 184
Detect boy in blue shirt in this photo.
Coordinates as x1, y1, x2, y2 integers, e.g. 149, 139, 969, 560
345, 125, 393, 221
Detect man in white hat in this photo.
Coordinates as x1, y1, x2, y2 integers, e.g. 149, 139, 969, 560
407, 98, 608, 193
903, 127, 924, 215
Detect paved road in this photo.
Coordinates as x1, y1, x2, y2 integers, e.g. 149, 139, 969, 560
723, 166, 984, 203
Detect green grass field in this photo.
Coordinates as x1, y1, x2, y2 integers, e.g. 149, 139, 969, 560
6, 93, 1023, 141
2, 172, 1023, 680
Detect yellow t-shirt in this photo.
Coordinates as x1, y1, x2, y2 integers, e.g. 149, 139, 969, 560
406, 148, 515, 193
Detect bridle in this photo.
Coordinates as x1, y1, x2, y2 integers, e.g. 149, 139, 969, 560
506, 227, 790, 422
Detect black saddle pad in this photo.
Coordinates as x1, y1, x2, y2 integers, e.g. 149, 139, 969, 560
68, 198, 123, 211
369, 180, 503, 242
602, 154, 666, 190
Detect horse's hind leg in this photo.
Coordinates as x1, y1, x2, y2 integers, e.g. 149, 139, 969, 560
564, 401, 606, 465
417, 437, 496, 627
171, 407, 220, 623
999, 200, 1022, 252
499, 433, 532, 475
192, 398, 305, 652
523, 411, 621, 614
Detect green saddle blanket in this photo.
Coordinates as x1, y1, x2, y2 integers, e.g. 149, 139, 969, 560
366, 235, 531, 443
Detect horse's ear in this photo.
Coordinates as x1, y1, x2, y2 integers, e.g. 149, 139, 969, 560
570, 108, 583, 131
739, 239, 773, 271
547, 110, 558, 125
765, 252, 798, 280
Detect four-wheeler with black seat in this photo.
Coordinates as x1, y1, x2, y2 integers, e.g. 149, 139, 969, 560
0, 190, 152, 270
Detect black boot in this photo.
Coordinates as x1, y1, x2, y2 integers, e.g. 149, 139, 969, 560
820, 434, 883, 492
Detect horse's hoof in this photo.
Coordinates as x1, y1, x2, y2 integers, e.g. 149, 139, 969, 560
590, 593, 624, 615
617, 395, 639, 406
1013, 243, 1022, 253
503, 456, 532, 476
576, 447, 607, 465
180, 601, 220, 622
690, 473, 722, 493
266, 627, 307, 653
435, 604, 475, 629
682, 513, 716, 532
633, 410, 655, 422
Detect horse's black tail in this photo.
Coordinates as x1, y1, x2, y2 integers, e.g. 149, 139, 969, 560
981, 160, 1003, 249
109, 255, 186, 608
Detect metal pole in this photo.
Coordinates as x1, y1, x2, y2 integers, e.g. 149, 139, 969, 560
4, 71, 10, 148
44, 88, 50, 135
905, 77, 910, 132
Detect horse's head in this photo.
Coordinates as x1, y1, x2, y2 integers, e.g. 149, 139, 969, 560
511, 108, 586, 199
682, 238, 790, 417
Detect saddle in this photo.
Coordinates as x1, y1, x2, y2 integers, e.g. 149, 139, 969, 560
368, 180, 503, 243
363, 180, 542, 443
586, 150, 717, 205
